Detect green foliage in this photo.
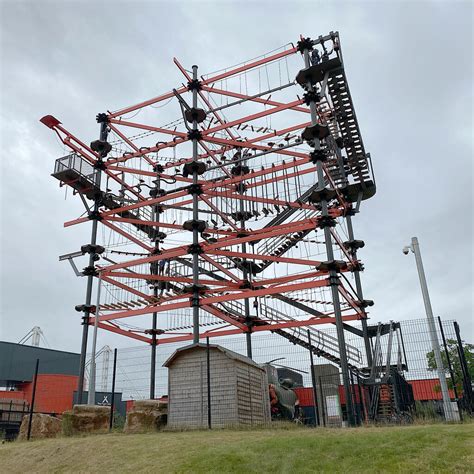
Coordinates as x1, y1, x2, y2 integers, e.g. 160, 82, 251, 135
426, 338, 474, 393
112, 412, 125, 431
413, 401, 441, 421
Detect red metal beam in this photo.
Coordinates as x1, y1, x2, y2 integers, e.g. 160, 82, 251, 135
201, 85, 310, 114
156, 314, 360, 345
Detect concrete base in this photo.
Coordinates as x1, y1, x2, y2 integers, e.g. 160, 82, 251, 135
18, 413, 62, 440
124, 399, 167, 433
62, 404, 110, 436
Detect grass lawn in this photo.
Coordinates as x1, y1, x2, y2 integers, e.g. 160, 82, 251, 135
1, 422, 473, 473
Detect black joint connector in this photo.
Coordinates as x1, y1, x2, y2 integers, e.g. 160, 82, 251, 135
350, 261, 365, 272
88, 210, 103, 221
231, 164, 250, 176
317, 215, 336, 229
90, 140, 112, 157
309, 187, 336, 203
187, 243, 204, 255
153, 164, 164, 174
96, 113, 108, 124
343, 240, 365, 252
235, 182, 247, 193
150, 248, 162, 256
187, 183, 203, 196
231, 211, 253, 222
149, 188, 166, 198
183, 284, 208, 294
187, 129, 203, 141
317, 260, 348, 273
183, 161, 206, 177
187, 79, 202, 91
239, 280, 252, 290
309, 149, 329, 164
145, 328, 165, 336
82, 265, 98, 277
184, 107, 207, 124
357, 299, 374, 308
151, 231, 167, 242
303, 90, 321, 105
75, 304, 96, 313
81, 244, 105, 255
183, 219, 206, 233
296, 37, 313, 53
94, 159, 107, 171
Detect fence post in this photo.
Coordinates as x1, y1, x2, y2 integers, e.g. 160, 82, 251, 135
453, 322, 473, 414
206, 337, 212, 429
27, 358, 39, 441
109, 348, 118, 431
438, 317, 462, 421
6, 400, 12, 427
318, 375, 326, 427
307, 330, 320, 426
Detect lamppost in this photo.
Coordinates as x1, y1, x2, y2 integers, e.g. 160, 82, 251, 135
403, 236, 454, 421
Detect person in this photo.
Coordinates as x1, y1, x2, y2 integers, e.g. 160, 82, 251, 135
158, 258, 167, 276
311, 49, 320, 66
158, 258, 170, 296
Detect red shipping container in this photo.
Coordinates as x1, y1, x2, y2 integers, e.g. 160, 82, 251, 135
293, 387, 315, 407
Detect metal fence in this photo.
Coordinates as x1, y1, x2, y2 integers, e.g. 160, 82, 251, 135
1, 317, 472, 439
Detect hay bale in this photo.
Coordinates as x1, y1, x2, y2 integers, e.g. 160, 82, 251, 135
62, 405, 110, 435
124, 399, 167, 433
18, 413, 62, 440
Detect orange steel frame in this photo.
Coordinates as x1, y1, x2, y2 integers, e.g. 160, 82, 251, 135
42, 35, 369, 348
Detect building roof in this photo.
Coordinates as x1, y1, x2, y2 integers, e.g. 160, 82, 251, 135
163, 343, 264, 370
0, 341, 80, 384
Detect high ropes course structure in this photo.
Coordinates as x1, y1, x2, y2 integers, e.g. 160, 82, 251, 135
42, 32, 377, 425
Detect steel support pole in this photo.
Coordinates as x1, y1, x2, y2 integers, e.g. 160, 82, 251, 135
410, 237, 454, 421
206, 337, 212, 429
301, 46, 355, 426
77, 119, 107, 404
109, 348, 117, 431
88, 272, 102, 404
438, 317, 462, 420
454, 321, 473, 412
238, 156, 252, 358
150, 175, 161, 399
191, 65, 200, 344
307, 330, 320, 426
345, 215, 372, 367
27, 358, 39, 441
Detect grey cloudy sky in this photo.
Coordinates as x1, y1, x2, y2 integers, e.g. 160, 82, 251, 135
0, 0, 472, 352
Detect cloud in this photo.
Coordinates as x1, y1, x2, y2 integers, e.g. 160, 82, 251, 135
1, 1, 472, 353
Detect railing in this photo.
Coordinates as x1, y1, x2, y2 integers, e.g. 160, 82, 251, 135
52, 153, 97, 185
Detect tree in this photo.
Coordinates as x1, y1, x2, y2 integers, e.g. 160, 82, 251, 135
426, 339, 474, 394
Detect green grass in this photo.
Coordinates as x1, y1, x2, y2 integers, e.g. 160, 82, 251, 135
1, 423, 473, 473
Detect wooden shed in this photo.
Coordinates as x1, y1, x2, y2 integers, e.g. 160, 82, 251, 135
164, 343, 271, 428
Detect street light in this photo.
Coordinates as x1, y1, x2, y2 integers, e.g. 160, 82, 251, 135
403, 237, 455, 421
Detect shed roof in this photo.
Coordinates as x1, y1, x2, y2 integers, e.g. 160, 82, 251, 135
163, 343, 264, 371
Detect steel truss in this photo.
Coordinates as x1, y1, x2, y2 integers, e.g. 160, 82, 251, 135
43, 32, 376, 424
